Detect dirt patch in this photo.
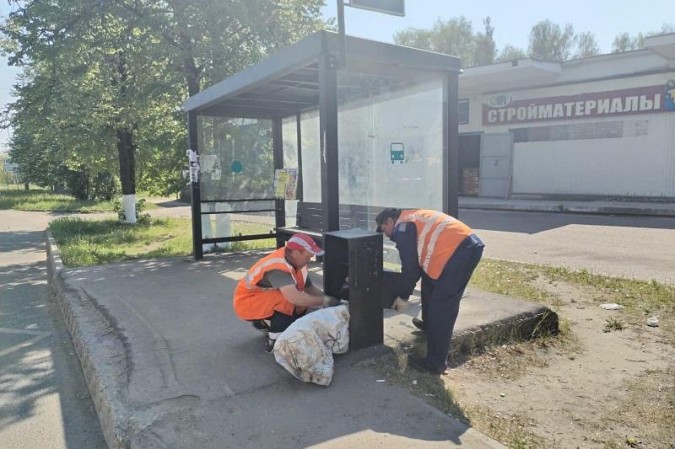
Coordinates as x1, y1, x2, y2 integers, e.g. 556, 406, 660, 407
444, 279, 675, 448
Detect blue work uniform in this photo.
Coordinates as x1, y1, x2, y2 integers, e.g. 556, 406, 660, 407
386, 221, 484, 372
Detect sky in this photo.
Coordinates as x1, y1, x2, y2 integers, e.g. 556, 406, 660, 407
1, 0, 673, 152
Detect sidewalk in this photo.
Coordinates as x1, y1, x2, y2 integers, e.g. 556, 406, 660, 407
45, 235, 557, 449
459, 196, 675, 217
151, 196, 675, 221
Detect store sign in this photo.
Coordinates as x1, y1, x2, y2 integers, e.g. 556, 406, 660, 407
483, 80, 675, 126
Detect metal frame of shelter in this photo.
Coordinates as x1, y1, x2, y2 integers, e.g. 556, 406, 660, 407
183, 31, 461, 259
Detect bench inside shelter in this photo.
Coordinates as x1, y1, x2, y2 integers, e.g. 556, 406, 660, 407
275, 201, 382, 248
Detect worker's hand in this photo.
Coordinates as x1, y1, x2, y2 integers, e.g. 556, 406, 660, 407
322, 295, 341, 307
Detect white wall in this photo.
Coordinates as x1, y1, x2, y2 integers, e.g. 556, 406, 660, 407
512, 115, 675, 196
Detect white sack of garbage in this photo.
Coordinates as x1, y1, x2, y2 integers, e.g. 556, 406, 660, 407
273, 304, 349, 386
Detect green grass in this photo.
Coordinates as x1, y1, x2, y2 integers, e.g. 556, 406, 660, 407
50, 217, 275, 267
471, 259, 558, 305
0, 189, 161, 213
473, 259, 675, 331
0, 189, 115, 212
541, 265, 675, 318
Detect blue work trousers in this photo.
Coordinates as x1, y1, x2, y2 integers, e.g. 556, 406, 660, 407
421, 234, 484, 372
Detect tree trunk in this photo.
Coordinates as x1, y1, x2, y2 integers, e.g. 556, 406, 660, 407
117, 129, 136, 195
117, 128, 137, 223
180, 37, 201, 97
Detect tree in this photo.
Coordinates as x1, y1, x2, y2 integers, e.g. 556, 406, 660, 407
575, 31, 600, 59
2, 0, 326, 217
528, 20, 576, 62
394, 16, 497, 67
3, 0, 182, 210
612, 24, 674, 53
496, 44, 527, 63
474, 17, 496, 66
612, 32, 644, 52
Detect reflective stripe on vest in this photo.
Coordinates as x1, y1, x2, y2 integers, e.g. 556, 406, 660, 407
397, 209, 473, 279
244, 248, 308, 291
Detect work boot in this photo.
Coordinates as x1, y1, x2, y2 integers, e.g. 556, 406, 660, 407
265, 331, 281, 353
252, 319, 271, 336
412, 317, 426, 332
408, 355, 447, 375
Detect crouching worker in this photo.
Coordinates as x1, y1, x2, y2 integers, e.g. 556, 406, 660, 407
233, 233, 340, 352
375, 208, 484, 375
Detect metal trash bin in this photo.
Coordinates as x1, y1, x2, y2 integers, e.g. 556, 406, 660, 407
323, 229, 383, 351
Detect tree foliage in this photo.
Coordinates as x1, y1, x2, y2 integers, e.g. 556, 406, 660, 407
393, 16, 610, 66
611, 24, 674, 53
575, 31, 600, 59
612, 32, 645, 53
496, 44, 527, 63
394, 16, 496, 67
528, 20, 576, 62
1, 0, 326, 200
474, 17, 497, 66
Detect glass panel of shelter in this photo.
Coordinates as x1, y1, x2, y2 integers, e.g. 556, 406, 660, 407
197, 115, 276, 247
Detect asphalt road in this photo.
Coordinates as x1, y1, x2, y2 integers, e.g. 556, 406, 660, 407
458, 209, 675, 285
0, 210, 106, 449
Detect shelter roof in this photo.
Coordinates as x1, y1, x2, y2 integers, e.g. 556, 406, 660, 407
183, 31, 461, 118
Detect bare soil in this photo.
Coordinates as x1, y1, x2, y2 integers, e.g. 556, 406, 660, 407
444, 280, 675, 448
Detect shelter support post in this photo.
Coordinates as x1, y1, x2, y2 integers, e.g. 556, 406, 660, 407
188, 111, 204, 260
319, 41, 340, 232
273, 118, 286, 248
295, 113, 304, 202
444, 72, 460, 218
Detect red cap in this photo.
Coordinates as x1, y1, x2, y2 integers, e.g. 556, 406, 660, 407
286, 233, 325, 256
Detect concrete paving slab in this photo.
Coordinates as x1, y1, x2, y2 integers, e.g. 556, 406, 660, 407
47, 237, 552, 449
384, 289, 558, 362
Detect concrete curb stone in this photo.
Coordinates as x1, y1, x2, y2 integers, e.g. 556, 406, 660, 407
46, 231, 131, 449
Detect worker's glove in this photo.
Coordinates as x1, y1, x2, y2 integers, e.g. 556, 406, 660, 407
322, 295, 341, 307
392, 296, 409, 313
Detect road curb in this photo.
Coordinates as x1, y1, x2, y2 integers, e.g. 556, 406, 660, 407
46, 231, 131, 449
459, 201, 675, 217
451, 307, 559, 361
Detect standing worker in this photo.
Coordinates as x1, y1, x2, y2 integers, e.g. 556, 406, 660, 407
233, 233, 339, 351
375, 208, 484, 374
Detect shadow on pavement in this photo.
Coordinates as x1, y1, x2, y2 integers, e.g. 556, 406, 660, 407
0, 230, 47, 253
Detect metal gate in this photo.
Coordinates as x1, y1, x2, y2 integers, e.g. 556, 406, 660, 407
480, 133, 513, 198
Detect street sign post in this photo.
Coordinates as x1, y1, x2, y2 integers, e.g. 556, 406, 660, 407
337, 0, 406, 66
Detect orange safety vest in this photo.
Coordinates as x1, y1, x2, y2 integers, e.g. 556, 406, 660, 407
396, 209, 474, 280
233, 247, 309, 320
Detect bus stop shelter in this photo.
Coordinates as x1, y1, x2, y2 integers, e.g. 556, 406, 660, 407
183, 31, 461, 259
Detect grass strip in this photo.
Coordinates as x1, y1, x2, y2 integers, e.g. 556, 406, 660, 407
49, 217, 275, 267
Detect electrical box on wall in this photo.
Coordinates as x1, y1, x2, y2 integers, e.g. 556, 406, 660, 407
323, 229, 383, 351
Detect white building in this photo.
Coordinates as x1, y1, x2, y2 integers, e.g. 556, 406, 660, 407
458, 33, 675, 200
